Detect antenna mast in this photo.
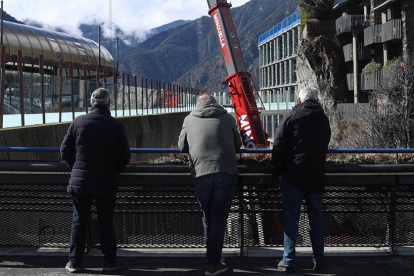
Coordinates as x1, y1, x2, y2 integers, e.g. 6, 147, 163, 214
109, 0, 112, 56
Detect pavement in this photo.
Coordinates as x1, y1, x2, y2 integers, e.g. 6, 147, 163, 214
1, 247, 414, 276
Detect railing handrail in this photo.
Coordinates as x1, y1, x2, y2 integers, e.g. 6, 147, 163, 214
1, 147, 414, 154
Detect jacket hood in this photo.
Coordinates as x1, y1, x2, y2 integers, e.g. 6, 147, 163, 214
293, 100, 326, 120
190, 102, 227, 118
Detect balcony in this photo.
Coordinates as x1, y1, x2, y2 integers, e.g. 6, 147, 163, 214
343, 43, 371, 62
336, 14, 369, 35
303, 20, 336, 39
361, 70, 382, 91
382, 19, 402, 43
346, 73, 361, 91
364, 19, 401, 46
364, 24, 382, 46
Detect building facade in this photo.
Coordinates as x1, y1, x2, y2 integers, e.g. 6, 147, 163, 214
333, 0, 413, 102
257, 11, 300, 138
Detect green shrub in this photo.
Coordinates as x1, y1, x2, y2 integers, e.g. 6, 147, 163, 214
383, 57, 403, 71
299, 0, 334, 20
362, 60, 381, 78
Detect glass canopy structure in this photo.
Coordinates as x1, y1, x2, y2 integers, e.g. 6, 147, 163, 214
2, 21, 115, 76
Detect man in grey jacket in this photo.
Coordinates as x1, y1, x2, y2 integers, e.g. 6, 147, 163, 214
179, 94, 242, 276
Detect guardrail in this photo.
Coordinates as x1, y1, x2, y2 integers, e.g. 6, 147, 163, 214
0, 148, 413, 253
1, 147, 414, 153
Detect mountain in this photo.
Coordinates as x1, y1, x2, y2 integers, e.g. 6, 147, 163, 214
79, 20, 192, 58
149, 20, 192, 36
119, 0, 299, 92
3, 10, 24, 24
10, 16, 190, 59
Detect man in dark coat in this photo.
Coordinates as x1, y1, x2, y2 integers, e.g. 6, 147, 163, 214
271, 86, 331, 272
61, 88, 130, 273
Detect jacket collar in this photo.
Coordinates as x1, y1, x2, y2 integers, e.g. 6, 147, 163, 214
91, 104, 111, 115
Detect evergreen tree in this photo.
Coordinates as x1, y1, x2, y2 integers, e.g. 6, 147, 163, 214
299, 0, 334, 20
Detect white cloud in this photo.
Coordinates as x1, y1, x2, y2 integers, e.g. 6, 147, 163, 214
5, 0, 250, 40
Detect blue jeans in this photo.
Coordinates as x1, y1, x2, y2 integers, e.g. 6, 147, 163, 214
194, 173, 236, 265
280, 177, 325, 266
69, 194, 117, 266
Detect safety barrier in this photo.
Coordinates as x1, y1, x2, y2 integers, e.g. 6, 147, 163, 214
0, 148, 413, 253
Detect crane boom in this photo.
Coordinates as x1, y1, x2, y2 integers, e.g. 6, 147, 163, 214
207, 0, 268, 148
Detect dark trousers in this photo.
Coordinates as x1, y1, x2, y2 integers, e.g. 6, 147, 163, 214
194, 173, 236, 265
69, 194, 117, 266
280, 177, 325, 266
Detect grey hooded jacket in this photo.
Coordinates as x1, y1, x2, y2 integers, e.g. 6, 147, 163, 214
178, 102, 242, 178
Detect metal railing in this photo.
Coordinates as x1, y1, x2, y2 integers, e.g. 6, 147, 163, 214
0, 44, 206, 129
336, 14, 369, 35
343, 43, 371, 63
1, 147, 414, 154
258, 11, 300, 46
304, 20, 336, 39
0, 148, 413, 252
382, 19, 402, 43
364, 24, 383, 46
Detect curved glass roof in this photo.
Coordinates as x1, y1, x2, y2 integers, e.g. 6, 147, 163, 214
2, 21, 115, 69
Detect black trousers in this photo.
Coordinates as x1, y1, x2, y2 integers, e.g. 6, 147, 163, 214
69, 194, 117, 266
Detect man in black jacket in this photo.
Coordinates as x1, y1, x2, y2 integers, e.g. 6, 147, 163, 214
271, 86, 331, 272
61, 88, 130, 273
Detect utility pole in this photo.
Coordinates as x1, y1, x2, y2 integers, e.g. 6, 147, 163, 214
98, 25, 101, 67
116, 38, 119, 72
1, 0, 3, 46
109, 0, 112, 56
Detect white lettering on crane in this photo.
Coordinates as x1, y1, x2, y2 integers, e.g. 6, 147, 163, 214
214, 14, 226, 49
239, 115, 256, 149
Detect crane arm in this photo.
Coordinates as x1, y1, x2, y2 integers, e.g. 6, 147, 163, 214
207, 0, 268, 148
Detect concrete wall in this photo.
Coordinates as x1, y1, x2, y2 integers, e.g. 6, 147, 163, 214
0, 112, 189, 162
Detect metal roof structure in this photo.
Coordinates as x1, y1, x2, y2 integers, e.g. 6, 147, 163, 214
1, 21, 115, 71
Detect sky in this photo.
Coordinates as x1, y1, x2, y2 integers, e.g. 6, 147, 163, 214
5, 0, 251, 40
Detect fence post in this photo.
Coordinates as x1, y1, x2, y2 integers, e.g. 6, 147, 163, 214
389, 176, 398, 253
84, 65, 88, 113
135, 75, 138, 114
40, 54, 46, 123
141, 77, 144, 115
122, 72, 125, 117
113, 72, 117, 117
103, 68, 107, 90
0, 45, 5, 129
17, 50, 25, 126
150, 79, 153, 114
59, 59, 63, 122
127, 73, 130, 116
70, 61, 74, 120
146, 78, 148, 115
238, 175, 244, 257
96, 66, 100, 88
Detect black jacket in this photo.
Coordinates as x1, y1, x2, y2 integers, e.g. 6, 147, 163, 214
271, 100, 331, 192
60, 105, 131, 195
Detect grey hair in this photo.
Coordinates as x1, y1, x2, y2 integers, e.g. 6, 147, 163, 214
196, 93, 217, 107
298, 86, 319, 102
90, 88, 110, 106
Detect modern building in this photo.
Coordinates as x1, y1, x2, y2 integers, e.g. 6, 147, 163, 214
257, 11, 300, 137
333, 0, 413, 102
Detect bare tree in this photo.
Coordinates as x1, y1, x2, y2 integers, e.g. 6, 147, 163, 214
343, 55, 414, 148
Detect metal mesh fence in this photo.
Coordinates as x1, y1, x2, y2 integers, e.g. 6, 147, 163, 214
0, 173, 413, 249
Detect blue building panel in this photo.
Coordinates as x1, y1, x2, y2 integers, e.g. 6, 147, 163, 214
258, 11, 300, 46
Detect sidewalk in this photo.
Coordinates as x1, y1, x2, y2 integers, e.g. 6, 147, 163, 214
1, 247, 413, 276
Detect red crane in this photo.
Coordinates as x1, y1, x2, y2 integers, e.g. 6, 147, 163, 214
207, 0, 268, 148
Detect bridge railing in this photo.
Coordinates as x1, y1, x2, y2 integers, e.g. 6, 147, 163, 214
1, 61, 206, 129
0, 148, 413, 253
